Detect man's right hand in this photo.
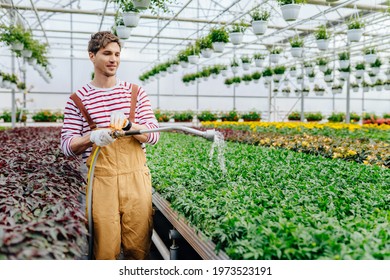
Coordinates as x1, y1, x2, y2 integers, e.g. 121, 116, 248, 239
90, 129, 115, 147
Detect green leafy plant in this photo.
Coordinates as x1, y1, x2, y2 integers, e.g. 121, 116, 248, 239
327, 112, 345, 123
196, 36, 213, 50
240, 55, 252, 63
288, 111, 301, 121
229, 20, 247, 33
338, 51, 350, 61
315, 25, 330, 40
252, 71, 262, 80
289, 36, 304, 48
317, 57, 329, 66
242, 74, 253, 82
262, 67, 273, 77
249, 8, 271, 21
355, 62, 365, 70
370, 58, 382, 68
277, 0, 306, 5
270, 47, 283, 54
363, 47, 376, 55
241, 111, 261, 121
208, 27, 230, 43
273, 65, 286, 75
347, 18, 365, 29
253, 53, 265, 60
221, 110, 239, 121
305, 112, 323, 121
32, 110, 58, 122
197, 111, 217, 122
173, 111, 194, 122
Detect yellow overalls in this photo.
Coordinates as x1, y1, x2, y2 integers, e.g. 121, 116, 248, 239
71, 84, 153, 260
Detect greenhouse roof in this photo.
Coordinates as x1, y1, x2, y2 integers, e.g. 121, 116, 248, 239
0, 0, 389, 70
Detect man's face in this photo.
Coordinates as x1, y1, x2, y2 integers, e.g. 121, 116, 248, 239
89, 42, 121, 77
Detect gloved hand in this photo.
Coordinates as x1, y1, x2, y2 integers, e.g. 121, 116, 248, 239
110, 111, 129, 130
90, 129, 115, 147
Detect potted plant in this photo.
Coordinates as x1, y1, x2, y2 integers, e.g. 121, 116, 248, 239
305, 112, 323, 122
187, 44, 200, 64
262, 67, 273, 82
230, 58, 240, 74
327, 112, 345, 123
374, 79, 383, 91
228, 20, 247, 45
355, 62, 365, 78
132, 0, 151, 10
363, 47, 377, 64
208, 27, 229, 53
302, 86, 310, 96
220, 64, 229, 76
253, 53, 265, 67
177, 49, 189, 68
350, 112, 361, 123
289, 36, 304, 57
242, 74, 253, 85
196, 36, 214, 58
370, 58, 382, 74
288, 111, 301, 121
347, 17, 364, 42
317, 57, 329, 72
368, 71, 377, 84
289, 66, 297, 77
273, 65, 286, 81
269, 47, 283, 63
119, 1, 140, 28
307, 71, 316, 83
296, 74, 304, 84
114, 15, 132, 39
224, 78, 233, 88
313, 84, 325, 96
384, 79, 390, 90
351, 82, 360, 92
303, 61, 313, 74
338, 51, 350, 68
232, 76, 241, 86
241, 111, 261, 121
332, 84, 343, 94
277, 0, 306, 22
197, 111, 217, 122
315, 25, 330, 50
241, 55, 252, 70
173, 111, 194, 122
362, 80, 370, 92
281, 87, 291, 97
210, 65, 221, 79
250, 8, 271, 35
221, 110, 239, 121
323, 68, 333, 82
339, 66, 350, 80
154, 109, 171, 122
200, 67, 211, 81
252, 71, 262, 83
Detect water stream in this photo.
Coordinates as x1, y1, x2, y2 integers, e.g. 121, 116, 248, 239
209, 130, 227, 174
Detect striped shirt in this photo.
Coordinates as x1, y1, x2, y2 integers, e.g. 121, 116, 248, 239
60, 79, 159, 163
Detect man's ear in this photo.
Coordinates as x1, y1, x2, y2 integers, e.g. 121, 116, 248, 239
89, 52, 95, 62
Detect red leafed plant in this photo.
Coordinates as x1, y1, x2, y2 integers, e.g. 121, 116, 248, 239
0, 127, 87, 259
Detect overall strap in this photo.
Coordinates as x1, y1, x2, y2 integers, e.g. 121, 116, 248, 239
129, 84, 138, 123
70, 93, 97, 130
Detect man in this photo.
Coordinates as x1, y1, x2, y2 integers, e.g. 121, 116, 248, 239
60, 31, 159, 260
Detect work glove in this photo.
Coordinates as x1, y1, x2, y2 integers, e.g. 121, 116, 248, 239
110, 111, 132, 131
90, 129, 115, 147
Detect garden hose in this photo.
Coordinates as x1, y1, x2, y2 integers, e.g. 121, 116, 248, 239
85, 126, 216, 259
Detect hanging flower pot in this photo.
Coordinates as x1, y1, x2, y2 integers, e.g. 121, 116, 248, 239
280, 4, 301, 22
3, 80, 11, 89
339, 60, 350, 68
27, 57, 37, 66
116, 25, 132, 39
254, 58, 264, 68
290, 47, 303, 58
363, 86, 369, 92
229, 32, 243, 45
123, 12, 140, 27
290, 69, 297, 77
11, 41, 23, 51
269, 54, 280, 64
172, 64, 179, 72
242, 63, 251, 71
252, 20, 268, 35
355, 69, 365, 78
371, 67, 380, 75
364, 53, 377, 64
326, 81, 332, 87
339, 71, 350, 79
179, 61, 189, 68
188, 55, 199, 64
319, 65, 328, 72
201, 48, 213, 58
231, 66, 240, 74
352, 86, 359, 93
212, 42, 225, 53
221, 69, 228, 77
314, 90, 325, 96
211, 73, 218, 79
132, 0, 151, 10
21, 49, 33, 58
316, 39, 329, 50
347, 29, 363, 42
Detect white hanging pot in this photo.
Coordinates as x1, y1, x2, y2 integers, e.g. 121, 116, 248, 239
363, 87, 369, 92
116, 25, 132, 39
319, 65, 328, 72
253, 79, 259, 84
364, 54, 377, 64
339, 60, 350, 68
355, 70, 364, 78
221, 69, 228, 76
132, 0, 151, 10
244, 81, 250, 85
290, 47, 303, 58
212, 73, 218, 79
27, 57, 37, 66
316, 39, 329, 50
254, 59, 264, 68
303, 91, 309, 96
269, 54, 280, 64
242, 63, 251, 71
347, 29, 363, 42
200, 48, 213, 58
369, 75, 377, 84
160, 71, 167, 77
297, 78, 303, 84
20, 65, 27, 72
280, 4, 301, 21
212, 42, 225, 53
326, 81, 332, 87
290, 70, 297, 77
315, 91, 325, 96
11, 41, 24, 51
0, 76, 3, 83
273, 74, 283, 81
180, 61, 189, 68
21, 49, 33, 58
167, 66, 174, 73
371, 67, 380, 75
231, 66, 240, 74
324, 75, 332, 82
229, 32, 243, 45
375, 85, 383, 91
304, 67, 313, 75
384, 84, 390, 90
252, 20, 268, 35
309, 77, 315, 83
339, 71, 350, 79
282, 91, 290, 97
202, 76, 209, 81
3, 80, 11, 88
188, 55, 199, 64
123, 12, 140, 27
172, 64, 179, 72
352, 87, 359, 93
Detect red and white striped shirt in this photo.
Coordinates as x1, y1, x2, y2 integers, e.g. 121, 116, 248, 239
60, 79, 159, 163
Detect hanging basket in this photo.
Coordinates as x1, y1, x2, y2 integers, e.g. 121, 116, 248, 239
314, 91, 325, 96
132, 0, 151, 10
212, 42, 225, 53
319, 65, 328, 72
242, 63, 251, 71
290, 47, 303, 58
229, 32, 243, 45
371, 67, 380, 75
364, 54, 377, 64
355, 69, 364, 78
123, 12, 140, 27
347, 29, 363, 42
231, 66, 240, 74
221, 69, 228, 77
254, 59, 264, 68
280, 4, 301, 21
188, 55, 199, 64
179, 61, 189, 68
316, 39, 330, 50
252, 20, 268, 35
339, 60, 350, 68
21, 49, 33, 58
339, 71, 350, 79
116, 25, 132, 39
269, 54, 280, 64
201, 48, 213, 58
11, 41, 24, 51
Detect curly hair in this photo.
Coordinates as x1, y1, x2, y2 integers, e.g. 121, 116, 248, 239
88, 31, 121, 54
